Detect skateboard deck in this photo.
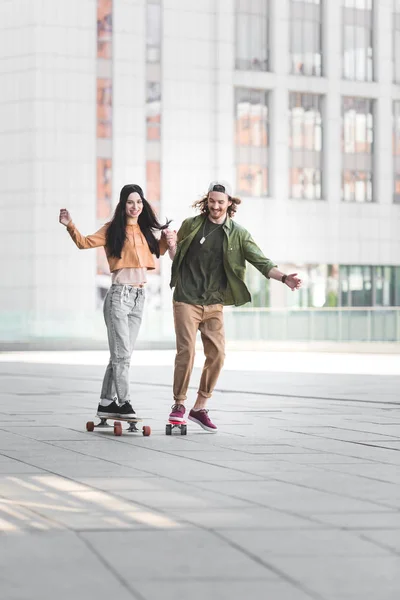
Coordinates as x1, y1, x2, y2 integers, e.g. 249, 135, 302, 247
86, 416, 150, 437
166, 419, 187, 436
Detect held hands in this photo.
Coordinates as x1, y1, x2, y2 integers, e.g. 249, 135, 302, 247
285, 273, 302, 291
163, 228, 177, 249
59, 208, 72, 227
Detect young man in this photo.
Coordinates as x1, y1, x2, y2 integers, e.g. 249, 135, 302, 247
164, 181, 302, 432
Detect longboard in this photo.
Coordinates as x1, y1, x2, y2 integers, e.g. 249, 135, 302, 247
86, 416, 151, 437
166, 419, 187, 436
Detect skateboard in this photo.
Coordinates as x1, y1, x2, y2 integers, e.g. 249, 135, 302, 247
166, 419, 187, 436
86, 417, 151, 437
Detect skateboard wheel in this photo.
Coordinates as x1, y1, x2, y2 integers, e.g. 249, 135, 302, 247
114, 423, 122, 436
181, 425, 187, 436
166, 424, 172, 436
142, 425, 151, 437
86, 421, 95, 432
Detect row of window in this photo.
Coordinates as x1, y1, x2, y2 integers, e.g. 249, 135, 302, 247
236, 89, 400, 202
96, 0, 113, 298
146, 0, 162, 216
236, 0, 397, 83
247, 264, 400, 308
303, 265, 400, 308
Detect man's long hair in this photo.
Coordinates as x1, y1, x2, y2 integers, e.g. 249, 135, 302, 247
105, 184, 170, 259
192, 186, 241, 218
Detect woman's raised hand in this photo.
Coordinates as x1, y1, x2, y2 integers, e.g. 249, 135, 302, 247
59, 208, 72, 227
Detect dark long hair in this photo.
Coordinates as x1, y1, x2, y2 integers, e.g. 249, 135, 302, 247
105, 184, 171, 259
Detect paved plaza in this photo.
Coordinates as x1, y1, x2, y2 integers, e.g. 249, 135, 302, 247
0, 350, 399, 600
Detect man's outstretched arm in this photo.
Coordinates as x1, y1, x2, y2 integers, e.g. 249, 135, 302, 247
242, 234, 302, 291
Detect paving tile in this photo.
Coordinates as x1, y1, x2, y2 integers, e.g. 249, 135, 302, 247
355, 530, 400, 554
133, 580, 315, 600
1, 358, 399, 600
312, 512, 400, 529
165, 507, 320, 530
81, 530, 281, 580
116, 488, 253, 509
265, 556, 400, 597
0, 531, 135, 599
218, 528, 391, 557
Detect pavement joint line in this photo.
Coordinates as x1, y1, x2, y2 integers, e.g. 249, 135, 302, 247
308, 463, 400, 486
2, 368, 400, 406
264, 475, 400, 513
342, 440, 400, 451
155, 479, 331, 529
290, 423, 400, 436
246, 448, 386, 466
358, 533, 400, 557
282, 429, 400, 460
182, 479, 394, 526
210, 529, 324, 600
76, 532, 145, 600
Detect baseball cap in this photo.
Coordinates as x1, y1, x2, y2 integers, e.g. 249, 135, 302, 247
207, 180, 232, 197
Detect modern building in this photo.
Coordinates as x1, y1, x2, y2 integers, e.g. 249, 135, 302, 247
1, 0, 400, 342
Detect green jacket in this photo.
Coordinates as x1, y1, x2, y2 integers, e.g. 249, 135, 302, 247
170, 214, 277, 306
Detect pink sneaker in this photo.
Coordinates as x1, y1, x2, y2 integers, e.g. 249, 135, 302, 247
169, 403, 186, 422
188, 409, 218, 433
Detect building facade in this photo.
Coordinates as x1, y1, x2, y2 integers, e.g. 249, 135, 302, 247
1, 0, 400, 341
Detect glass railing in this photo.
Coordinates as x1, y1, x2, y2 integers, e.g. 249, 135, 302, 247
1, 307, 400, 344
222, 307, 400, 343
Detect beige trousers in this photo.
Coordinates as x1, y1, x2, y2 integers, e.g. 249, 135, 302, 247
173, 301, 225, 402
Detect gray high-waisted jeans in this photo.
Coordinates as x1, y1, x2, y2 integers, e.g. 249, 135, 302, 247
100, 284, 145, 404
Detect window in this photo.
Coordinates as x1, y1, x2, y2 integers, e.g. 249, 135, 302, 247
294, 264, 339, 308
290, 0, 322, 76
374, 267, 393, 307
97, 159, 112, 220
340, 266, 400, 306
146, 161, 160, 206
146, 82, 161, 141
342, 0, 373, 81
393, 101, 400, 203
147, 0, 161, 63
394, 1, 400, 83
235, 0, 269, 71
292, 265, 400, 308
342, 97, 373, 203
97, 0, 112, 59
340, 266, 372, 306
97, 79, 112, 138
394, 267, 400, 306
146, 1, 162, 210
235, 88, 269, 197
289, 92, 322, 199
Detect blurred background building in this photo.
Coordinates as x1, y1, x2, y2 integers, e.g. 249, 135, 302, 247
1, 0, 400, 343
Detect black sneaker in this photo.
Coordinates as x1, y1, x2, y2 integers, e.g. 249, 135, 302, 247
97, 401, 120, 419
116, 402, 137, 419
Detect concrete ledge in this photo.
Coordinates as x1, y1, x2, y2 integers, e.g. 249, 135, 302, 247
1, 339, 399, 354
225, 341, 400, 354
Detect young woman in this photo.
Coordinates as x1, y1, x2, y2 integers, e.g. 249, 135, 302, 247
59, 184, 176, 420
